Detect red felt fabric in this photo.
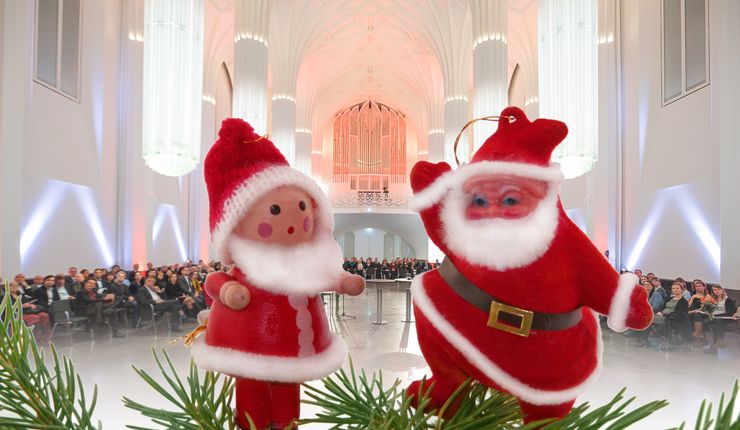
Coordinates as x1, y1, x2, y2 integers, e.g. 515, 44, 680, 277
408, 107, 653, 420
204, 268, 332, 359
234, 378, 300, 429
204, 118, 288, 234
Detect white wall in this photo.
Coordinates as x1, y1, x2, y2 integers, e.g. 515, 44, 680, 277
333, 213, 428, 259
0, 0, 234, 276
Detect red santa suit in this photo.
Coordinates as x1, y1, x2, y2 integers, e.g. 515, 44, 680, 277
191, 118, 348, 429
407, 107, 653, 422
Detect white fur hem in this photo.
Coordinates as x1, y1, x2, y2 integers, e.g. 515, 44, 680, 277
607, 273, 639, 332
412, 273, 603, 405
211, 165, 335, 262
191, 334, 347, 382
410, 161, 564, 212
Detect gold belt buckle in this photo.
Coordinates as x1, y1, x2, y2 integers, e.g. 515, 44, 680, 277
487, 301, 534, 337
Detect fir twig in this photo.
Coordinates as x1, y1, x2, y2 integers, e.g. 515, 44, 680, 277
0, 293, 101, 429
122, 348, 236, 430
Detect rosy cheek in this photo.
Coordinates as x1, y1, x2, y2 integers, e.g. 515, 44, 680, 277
303, 216, 312, 232
257, 223, 273, 238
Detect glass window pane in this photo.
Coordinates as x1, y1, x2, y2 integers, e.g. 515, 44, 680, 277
663, 0, 682, 101
685, 0, 707, 90
60, 0, 80, 98
36, 0, 59, 87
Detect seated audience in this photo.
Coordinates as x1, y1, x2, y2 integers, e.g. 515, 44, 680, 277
33, 275, 60, 308
706, 285, 737, 351
27, 275, 44, 294
688, 279, 712, 347
75, 278, 123, 338
54, 274, 75, 302
653, 282, 690, 343
165, 273, 199, 319
7, 280, 51, 340
643, 279, 664, 313
136, 277, 182, 332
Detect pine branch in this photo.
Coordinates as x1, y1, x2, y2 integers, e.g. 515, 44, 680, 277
0, 293, 101, 429
122, 348, 237, 430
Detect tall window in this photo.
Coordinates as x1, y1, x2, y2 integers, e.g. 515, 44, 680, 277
333, 101, 406, 189
662, 0, 708, 105
35, 0, 82, 100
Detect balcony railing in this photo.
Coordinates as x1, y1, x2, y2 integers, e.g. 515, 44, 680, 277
330, 190, 409, 209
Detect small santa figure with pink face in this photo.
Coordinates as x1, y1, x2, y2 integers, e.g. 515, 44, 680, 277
407, 107, 653, 423
191, 118, 364, 430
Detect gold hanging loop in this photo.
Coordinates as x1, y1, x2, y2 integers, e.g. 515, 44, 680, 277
453, 115, 515, 166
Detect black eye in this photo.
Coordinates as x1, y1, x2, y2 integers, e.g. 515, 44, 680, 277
502, 196, 520, 207
472, 194, 489, 207
270, 205, 281, 215
299, 200, 306, 211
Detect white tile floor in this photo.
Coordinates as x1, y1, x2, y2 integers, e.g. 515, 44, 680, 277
45, 286, 740, 430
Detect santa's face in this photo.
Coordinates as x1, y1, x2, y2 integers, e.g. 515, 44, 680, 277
439, 172, 560, 271
462, 174, 548, 220
233, 186, 316, 245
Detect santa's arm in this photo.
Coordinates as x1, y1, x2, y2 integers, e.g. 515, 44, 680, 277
205, 272, 250, 310
336, 273, 365, 296
572, 225, 653, 332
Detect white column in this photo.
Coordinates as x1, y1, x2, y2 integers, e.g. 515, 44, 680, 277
539, 0, 598, 179
233, 0, 269, 135
444, 98, 469, 165
295, 129, 312, 175
427, 130, 445, 163
118, 0, 151, 269
0, 1, 32, 275
470, 0, 508, 150
271, 97, 296, 165
716, 0, 740, 289
598, 0, 622, 268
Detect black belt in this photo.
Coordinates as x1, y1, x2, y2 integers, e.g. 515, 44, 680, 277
437, 258, 582, 337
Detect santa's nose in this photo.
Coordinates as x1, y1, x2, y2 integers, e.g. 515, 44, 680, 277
287, 226, 295, 234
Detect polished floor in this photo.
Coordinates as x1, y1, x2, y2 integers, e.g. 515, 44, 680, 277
44, 286, 740, 430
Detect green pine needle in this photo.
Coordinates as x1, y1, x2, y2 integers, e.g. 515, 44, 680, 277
0, 292, 101, 429
1, 288, 739, 429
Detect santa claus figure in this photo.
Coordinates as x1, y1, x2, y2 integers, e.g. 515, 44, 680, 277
191, 118, 364, 429
407, 107, 652, 422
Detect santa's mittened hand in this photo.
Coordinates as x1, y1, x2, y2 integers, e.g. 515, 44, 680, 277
624, 287, 653, 330
337, 273, 365, 296
410, 161, 452, 194
220, 281, 250, 310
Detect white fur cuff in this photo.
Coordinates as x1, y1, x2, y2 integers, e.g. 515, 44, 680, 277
607, 273, 639, 332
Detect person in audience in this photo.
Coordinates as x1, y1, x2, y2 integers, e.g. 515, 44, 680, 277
136, 277, 182, 331
28, 275, 44, 294
109, 271, 139, 327
177, 266, 205, 309
189, 270, 211, 307
13, 274, 30, 293
653, 282, 690, 343
356, 258, 365, 278
650, 278, 668, 301
92, 269, 106, 293
165, 273, 198, 319
688, 279, 711, 347
65, 267, 78, 286
75, 278, 123, 338
7, 280, 51, 340
128, 264, 141, 283
103, 272, 116, 291
80, 269, 90, 278
706, 285, 737, 350
33, 275, 59, 308
129, 271, 144, 296
54, 274, 75, 302
68, 273, 86, 295
647, 272, 656, 282
634, 269, 643, 279
155, 271, 168, 292
643, 279, 664, 312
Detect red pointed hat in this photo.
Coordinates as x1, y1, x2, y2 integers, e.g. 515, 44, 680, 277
472, 106, 568, 166
410, 106, 567, 212
204, 118, 334, 261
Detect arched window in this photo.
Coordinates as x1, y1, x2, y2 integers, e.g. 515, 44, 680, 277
333, 101, 406, 190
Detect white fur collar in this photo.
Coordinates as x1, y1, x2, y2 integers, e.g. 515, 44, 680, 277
228, 234, 345, 296
439, 183, 560, 271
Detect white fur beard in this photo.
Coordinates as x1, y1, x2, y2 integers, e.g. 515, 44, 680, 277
228, 234, 345, 296
439, 185, 560, 271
